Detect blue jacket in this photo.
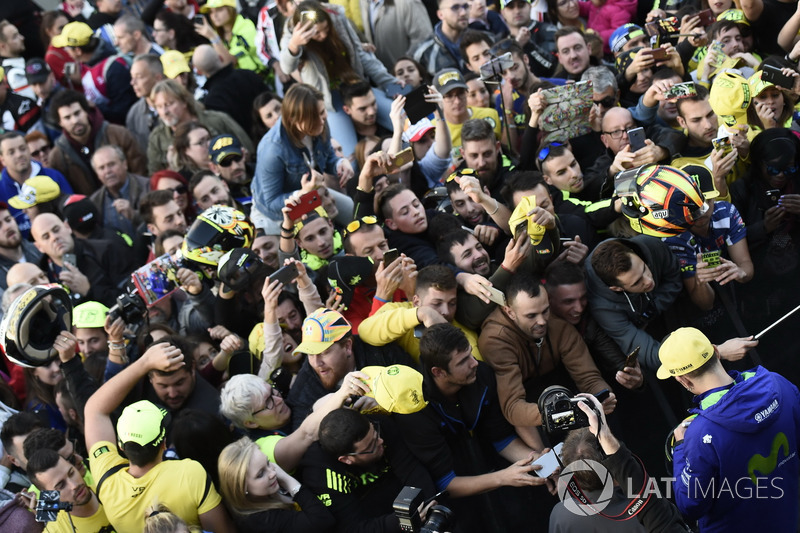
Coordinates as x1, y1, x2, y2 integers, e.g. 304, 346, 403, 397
252, 117, 341, 220
672, 366, 800, 533
0, 162, 74, 239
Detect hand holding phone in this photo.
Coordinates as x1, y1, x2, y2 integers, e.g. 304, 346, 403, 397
624, 346, 640, 369
269, 263, 300, 285
627, 127, 646, 152
383, 248, 400, 265
287, 190, 322, 221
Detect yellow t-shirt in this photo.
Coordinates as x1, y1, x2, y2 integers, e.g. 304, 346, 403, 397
88, 441, 221, 532
45, 503, 114, 533
448, 106, 503, 160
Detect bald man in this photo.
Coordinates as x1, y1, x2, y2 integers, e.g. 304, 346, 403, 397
31, 213, 131, 306
587, 107, 684, 197
6, 262, 48, 288
192, 44, 267, 133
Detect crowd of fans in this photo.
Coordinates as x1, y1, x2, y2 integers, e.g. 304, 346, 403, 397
0, 0, 799, 531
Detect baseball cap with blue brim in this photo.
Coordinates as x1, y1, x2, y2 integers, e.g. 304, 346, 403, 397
293, 308, 352, 356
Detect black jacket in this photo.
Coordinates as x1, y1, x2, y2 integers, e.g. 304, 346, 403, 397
202, 63, 269, 136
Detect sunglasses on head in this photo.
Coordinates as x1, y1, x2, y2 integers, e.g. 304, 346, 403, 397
537, 142, 565, 162
344, 215, 378, 236
446, 168, 477, 182
219, 154, 244, 168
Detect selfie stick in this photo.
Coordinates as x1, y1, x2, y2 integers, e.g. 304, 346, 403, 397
754, 302, 800, 340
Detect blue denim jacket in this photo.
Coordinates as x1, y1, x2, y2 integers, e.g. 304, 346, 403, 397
253, 118, 340, 220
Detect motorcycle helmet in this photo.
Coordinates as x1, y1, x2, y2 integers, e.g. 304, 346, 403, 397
614, 164, 707, 237
0, 284, 72, 367
181, 205, 254, 266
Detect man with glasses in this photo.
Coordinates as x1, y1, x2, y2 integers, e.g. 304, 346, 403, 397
498, 0, 557, 77
411, 0, 473, 74
300, 407, 437, 533
89, 145, 150, 235
397, 323, 554, 531
0, 131, 73, 239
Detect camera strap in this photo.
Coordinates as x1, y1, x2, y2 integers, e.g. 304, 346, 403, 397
562, 454, 651, 521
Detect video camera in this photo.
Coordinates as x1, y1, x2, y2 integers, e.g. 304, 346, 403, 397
538, 386, 603, 434
35, 490, 72, 523
394, 486, 454, 533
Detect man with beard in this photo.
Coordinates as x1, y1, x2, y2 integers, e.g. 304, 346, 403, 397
478, 273, 616, 449
457, 119, 515, 200
48, 90, 146, 195
189, 171, 236, 211
671, 84, 747, 200
0, 131, 73, 238
27, 449, 114, 533
286, 308, 415, 430
438, 228, 531, 330
0, 204, 41, 291
0, 21, 34, 99
207, 135, 253, 205
411, 0, 471, 73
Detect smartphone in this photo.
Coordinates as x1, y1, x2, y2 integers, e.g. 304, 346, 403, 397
665, 82, 698, 101
62, 253, 77, 267
697, 9, 715, 27
193, 14, 206, 25
765, 188, 781, 206
627, 127, 646, 152
761, 64, 798, 91
386, 147, 414, 172
712, 136, 733, 155
269, 263, 299, 285
63, 62, 78, 77
486, 286, 506, 307
532, 442, 563, 478
645, 47, 668, 61
383, 248, 400, 265
404, 85, 438, 124
385, 82, 412, 99
559, 236, 571, 243
701, 250, 721, 268
479, 52, 514, 81
624, 346, 640, 369
300, 10, 317, 23
286, 190, 322, 221
514, 220, 528, 239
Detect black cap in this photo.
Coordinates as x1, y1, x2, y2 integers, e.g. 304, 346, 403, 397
25, 58, 51, 85
326, 256, 374, 307
217, 248, 269, 292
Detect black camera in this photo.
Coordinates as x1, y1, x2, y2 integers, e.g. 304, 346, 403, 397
108, 281, 147, 325
393, 486, 454, 533
35, 490, 73, 522
538, 386, 600, 434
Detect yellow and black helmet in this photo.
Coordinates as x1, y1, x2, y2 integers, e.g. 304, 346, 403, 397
181, 205, 254, 267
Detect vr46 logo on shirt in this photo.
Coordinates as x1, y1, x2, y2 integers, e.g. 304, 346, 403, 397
131, 486, 145, 498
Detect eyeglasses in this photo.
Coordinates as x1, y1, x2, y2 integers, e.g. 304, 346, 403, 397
219, 154, 244, 168
344, 215, 378, 236
602, 128, 631, 140
594, 96, 617, 109
344, 421, 382, 456
447, 3, 470, 12
252, 388, 282, 416
538, 142, 565, 162
167, 184, 188, 195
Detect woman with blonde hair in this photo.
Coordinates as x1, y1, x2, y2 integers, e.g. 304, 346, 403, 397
217, 437, 334, 532
144, 503, 200, 533
194, 0, 265, 75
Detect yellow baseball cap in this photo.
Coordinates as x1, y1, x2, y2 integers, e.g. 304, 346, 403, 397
51, 22, 94, 48
72, 301, 110, 329
360, 365, 427, 414
9, 176, 61, 209
116, 400, 169, 447
717, 9, 750, 27
201, 0, 237, 12
748, 70, 775, 98
657, 327, 715, 379
160, 50, 190, 79
509, 195, 546, 245
293, 308, 352, 356
709, 69, 752, 128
